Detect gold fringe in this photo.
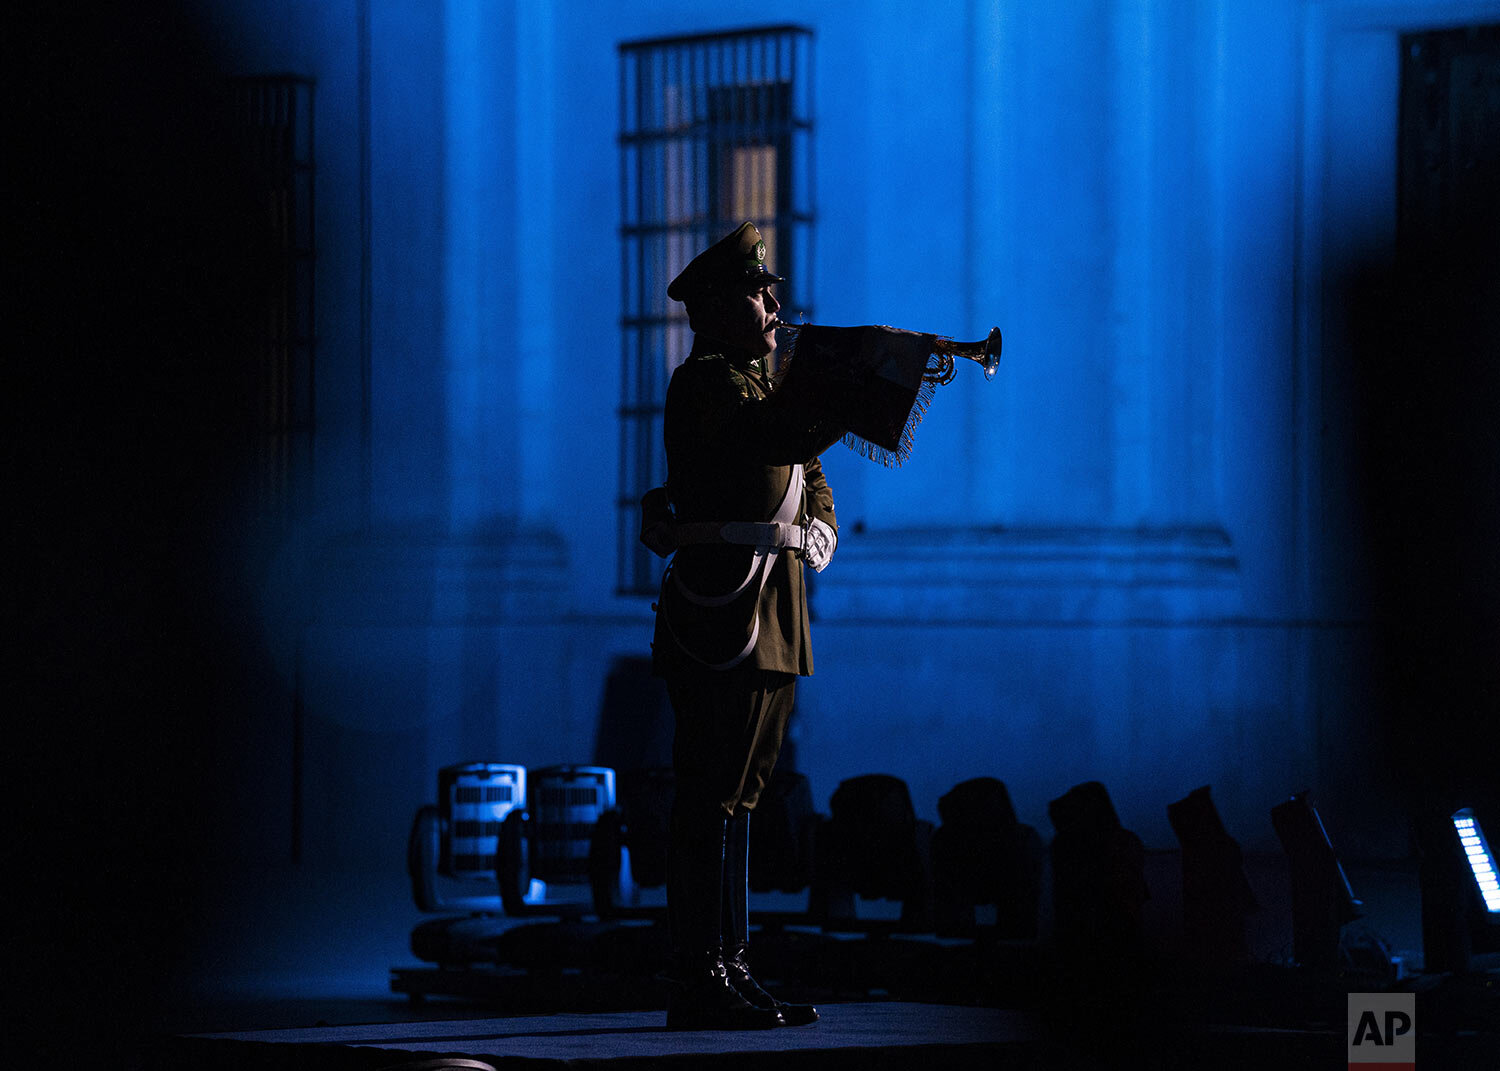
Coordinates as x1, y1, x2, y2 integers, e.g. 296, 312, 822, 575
840, 357, 942, 468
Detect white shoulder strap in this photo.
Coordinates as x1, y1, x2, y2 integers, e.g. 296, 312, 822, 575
664, 464, 804, 670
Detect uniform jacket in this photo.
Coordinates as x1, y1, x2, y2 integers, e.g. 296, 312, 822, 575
652, 342, 840, 677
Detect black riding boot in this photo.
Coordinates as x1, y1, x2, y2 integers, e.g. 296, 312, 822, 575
666, 805, 783, 1030
721, 811, 820, 1026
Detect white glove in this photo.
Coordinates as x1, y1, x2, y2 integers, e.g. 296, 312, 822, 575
804, 517, 837, 573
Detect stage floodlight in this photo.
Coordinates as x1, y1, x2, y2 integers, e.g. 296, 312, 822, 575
1421, 804, 1500, 972
1270, 791, 1363, 971
1168, 785, 1258, 964
1047, 781, 1149, 961
1452, 808, 1500, 914
933, 777, 1043, 939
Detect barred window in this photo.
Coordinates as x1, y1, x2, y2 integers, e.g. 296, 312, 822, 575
617, 26, 815, 595
231, 76, 316, 525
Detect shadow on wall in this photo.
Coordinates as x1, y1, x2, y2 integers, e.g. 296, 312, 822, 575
13, 0, 281, 1057
1337, 77, 1500, 821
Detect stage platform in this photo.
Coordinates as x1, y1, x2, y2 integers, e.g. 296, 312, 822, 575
164, 999, 1461, 1071
169, 1002, 1036, 1069
160, 971, 1500, 1069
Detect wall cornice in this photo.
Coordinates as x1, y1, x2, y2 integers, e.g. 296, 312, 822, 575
814, 524, 1241, 624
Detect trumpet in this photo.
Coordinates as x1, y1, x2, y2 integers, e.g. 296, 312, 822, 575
772, 320, 1002, 386
927, 327, 1005, 385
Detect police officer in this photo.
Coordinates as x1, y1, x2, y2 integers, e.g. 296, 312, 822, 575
648, 222, 841, 1029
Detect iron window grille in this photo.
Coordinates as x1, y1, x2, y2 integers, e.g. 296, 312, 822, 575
231, 76, 316, 525
617, 25, 815, 595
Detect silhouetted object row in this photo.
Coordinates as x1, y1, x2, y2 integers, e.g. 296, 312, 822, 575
398, 763, 1047, 1002
402, 765, 1158, 977
400, 759, 1499, 1006
589, 769, 1045, 940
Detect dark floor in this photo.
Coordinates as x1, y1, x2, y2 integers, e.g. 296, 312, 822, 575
122, 851, 1497, 1070
161, 990, 1500, 1071
174, 1002, 1032, 1068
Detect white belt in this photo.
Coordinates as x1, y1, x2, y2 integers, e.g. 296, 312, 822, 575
672, 519, 806, 551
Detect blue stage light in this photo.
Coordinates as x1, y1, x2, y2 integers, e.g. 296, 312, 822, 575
1452, 809, 1500, 914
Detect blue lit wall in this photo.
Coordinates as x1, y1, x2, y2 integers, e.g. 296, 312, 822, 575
147, 0, 1500, 993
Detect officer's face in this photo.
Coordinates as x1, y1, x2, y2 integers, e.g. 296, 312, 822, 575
713, 285, 781, 358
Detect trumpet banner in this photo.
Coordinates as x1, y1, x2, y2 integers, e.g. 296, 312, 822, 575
777, 324, 944, 468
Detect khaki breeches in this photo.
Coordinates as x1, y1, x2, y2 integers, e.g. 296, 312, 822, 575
666, 664, 797, 817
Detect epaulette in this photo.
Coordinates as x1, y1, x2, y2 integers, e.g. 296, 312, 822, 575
685, 352, 754, 399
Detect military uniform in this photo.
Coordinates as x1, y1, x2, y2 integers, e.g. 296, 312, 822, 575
652, 343, 838, 809
648, 223, 838, 1029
